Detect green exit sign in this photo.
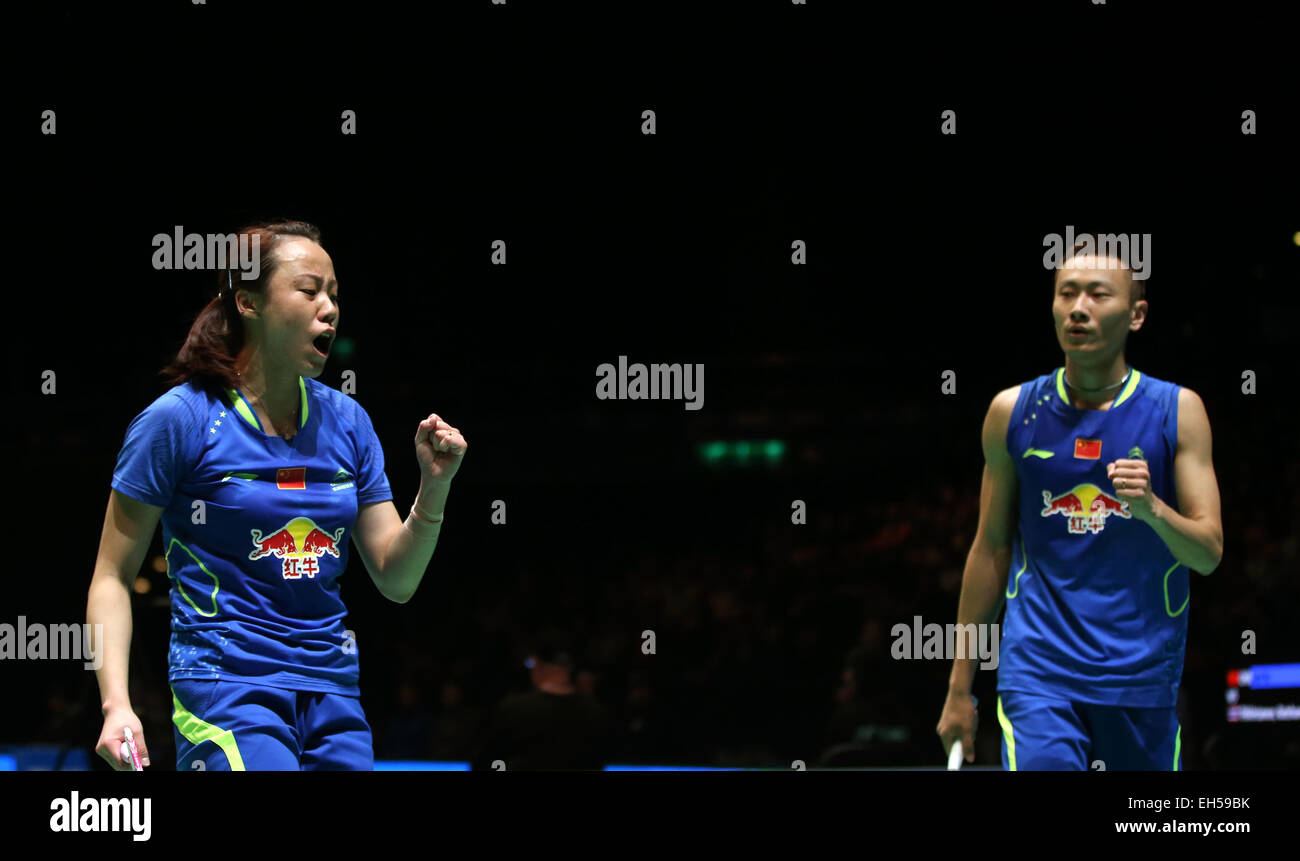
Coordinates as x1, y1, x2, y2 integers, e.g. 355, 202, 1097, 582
697, 440, 786, 467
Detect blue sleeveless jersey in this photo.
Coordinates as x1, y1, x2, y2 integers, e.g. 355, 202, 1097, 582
111, 377, 393, 696
998, 367, 1187, 707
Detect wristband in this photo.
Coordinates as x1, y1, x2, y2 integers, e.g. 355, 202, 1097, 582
405, 505, 444, 539
410, 504, 444, 524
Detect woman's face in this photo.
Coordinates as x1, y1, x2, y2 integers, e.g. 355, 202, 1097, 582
244, 237, 340, 378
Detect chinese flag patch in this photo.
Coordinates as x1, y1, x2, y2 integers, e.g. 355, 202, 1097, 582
276, 467, 307, 489
1074, 439, 1102, 460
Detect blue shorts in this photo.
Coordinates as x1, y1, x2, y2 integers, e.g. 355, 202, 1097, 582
996, 689, 1182, 771
171, 679, 373, 771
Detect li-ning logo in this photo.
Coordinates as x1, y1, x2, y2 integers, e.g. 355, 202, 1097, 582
1041, 484, 1131, 534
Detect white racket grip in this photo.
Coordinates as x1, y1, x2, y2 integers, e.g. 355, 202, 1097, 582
122, 727, 143, 771
947, 740, 964, 770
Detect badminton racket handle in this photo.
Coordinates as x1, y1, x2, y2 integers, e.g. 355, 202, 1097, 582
122, 726, 143, 771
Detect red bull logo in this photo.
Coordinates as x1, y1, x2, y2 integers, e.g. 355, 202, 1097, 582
1040, 483, 1130, 534
249, 516, 346, 580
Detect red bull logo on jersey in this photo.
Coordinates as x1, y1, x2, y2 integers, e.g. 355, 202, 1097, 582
248, 516, 345, 580
1040, 483, 1130, 534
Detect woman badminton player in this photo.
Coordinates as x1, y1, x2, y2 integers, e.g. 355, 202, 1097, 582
86, 220, 466, 770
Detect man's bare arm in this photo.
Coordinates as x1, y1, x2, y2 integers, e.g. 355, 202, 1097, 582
948, 386, 1020, 694
1149, 388, 1224, 574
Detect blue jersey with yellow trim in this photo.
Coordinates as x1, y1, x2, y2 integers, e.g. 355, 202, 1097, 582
998, 367, 1187, 707
111, 377, 392, 696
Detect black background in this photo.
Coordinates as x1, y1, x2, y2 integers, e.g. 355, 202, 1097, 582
3, 1, 1297, 783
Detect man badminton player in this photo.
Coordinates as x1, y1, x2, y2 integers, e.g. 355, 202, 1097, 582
87, 220, 467, 770
936, 245, 1223, 770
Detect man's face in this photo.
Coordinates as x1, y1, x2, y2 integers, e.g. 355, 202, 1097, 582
240, 237, 340, 377
1052, 254, 1139, 358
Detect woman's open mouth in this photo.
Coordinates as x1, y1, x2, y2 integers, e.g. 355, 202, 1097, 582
312, 332, 334, 357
